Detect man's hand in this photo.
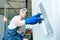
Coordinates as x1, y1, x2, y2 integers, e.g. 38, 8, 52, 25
33, 13, 42, 18
25, 13, 44, 24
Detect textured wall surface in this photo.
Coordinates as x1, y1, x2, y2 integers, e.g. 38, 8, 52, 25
0, 14, 4, 40
32, 0, 59, 40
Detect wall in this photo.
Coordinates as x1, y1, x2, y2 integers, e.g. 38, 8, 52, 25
0, 14, 4, 40
32, 0, 60, 40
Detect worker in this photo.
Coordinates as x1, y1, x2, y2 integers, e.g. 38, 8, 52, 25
4, 8, 43, 40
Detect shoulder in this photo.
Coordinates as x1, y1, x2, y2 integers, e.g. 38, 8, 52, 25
13, 15, 19, 18
12, 15, 20, 20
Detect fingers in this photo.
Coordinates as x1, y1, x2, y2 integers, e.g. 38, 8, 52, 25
38, 18, 44, 24
35, 17, 44, 21
35, 17, 44, 24
34, 13, 42, 18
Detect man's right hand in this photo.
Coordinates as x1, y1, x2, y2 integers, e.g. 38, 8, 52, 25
25, 13, 43, 25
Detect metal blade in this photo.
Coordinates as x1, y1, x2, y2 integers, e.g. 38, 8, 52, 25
39, 3, 54, 35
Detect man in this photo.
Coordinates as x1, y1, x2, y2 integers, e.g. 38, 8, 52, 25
4, 8, 43, 40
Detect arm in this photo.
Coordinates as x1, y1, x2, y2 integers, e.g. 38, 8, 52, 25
14, 20, 25, 27
14, 13, 43, 27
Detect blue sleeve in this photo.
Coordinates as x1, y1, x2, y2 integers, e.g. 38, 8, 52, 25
25, 16, 37, 24
25, 13, 44, 25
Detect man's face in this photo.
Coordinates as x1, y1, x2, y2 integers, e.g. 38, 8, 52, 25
20, 11, 27, 18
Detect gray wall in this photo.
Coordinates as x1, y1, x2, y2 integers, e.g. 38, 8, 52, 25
0, 14, 4, 40
32, 0, 60, 40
